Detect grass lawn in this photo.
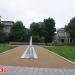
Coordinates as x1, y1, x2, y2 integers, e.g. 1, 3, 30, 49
0, 44, 17, 53
45, 46, 75, 62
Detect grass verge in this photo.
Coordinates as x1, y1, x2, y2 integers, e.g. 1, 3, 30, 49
0, 44, 17, 53
45, 46, 75, 62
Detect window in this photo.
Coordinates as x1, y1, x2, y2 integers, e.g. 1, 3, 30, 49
61, 39, 64, 43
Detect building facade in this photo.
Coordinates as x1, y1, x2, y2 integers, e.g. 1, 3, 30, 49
55, 28, 73, 44
0, 16, 14, 33
2, 21, 14, 33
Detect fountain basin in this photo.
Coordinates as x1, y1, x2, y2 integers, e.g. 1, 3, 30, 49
21, 46, 38, 59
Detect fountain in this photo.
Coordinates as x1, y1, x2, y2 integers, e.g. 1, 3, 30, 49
21, 36, 38, 59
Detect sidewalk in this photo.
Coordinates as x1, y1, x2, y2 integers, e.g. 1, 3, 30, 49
0, 65, 75, 75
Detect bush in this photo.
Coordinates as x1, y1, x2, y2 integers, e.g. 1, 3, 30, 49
32, 35, 41, 43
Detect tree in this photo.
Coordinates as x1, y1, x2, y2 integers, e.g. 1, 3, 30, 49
43, 18, 56, 44
32, 35, 41, 43
65, 17, 75, 42
30, 22, 41, 43
0, 22, 6, 42
30, 18, 56, 44
9, 21, 28, 42
30, 22, 41, 36
30, 22, 45, 43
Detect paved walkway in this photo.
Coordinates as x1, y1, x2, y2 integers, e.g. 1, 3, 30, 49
0, 65, 75, 75
0, 45, 75, 68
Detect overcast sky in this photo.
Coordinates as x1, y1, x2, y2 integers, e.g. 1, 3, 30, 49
0, 0, 75, 28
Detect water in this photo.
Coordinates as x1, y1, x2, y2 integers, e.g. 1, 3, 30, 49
21, 36, 38, 59
26, 47, 34, 58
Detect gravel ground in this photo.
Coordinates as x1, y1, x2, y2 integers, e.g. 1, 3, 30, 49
0, 45, 75, 68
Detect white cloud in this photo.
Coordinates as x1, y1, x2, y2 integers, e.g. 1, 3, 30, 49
0, 0, 75, 28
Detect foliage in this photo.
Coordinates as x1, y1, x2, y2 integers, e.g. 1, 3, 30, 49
30, 22, 44, 43
30, 22, 41, 36
9, 21, 29, 42
30, 18, 56, 44
65, 17, 75, 42
43, 18, 56, 43
0, 22, 6, 42
0, 17, 56, 43
32, 35, 41, 43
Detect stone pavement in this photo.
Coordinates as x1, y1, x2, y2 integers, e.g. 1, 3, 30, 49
0, 65, 75, 75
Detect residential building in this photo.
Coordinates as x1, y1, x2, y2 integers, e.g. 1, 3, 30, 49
55, 28, 73, 44
0, 16, 14, 33
2, 21, 14, 33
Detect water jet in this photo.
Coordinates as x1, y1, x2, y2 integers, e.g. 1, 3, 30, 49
21, 36, 38, 59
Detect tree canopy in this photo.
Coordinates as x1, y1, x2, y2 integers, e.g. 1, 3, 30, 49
0, 22, 6, 42
65, 17, 75, 42
9, 21, 29, 42
30, 22, 41, 36
30, 18, 56, 43
0, 17, 56, 44
43, 18, 56, 43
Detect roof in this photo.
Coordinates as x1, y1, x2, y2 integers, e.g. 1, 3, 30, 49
1, 21, 14, 26
57, 28, 64, 32
2, 21, 14, 23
